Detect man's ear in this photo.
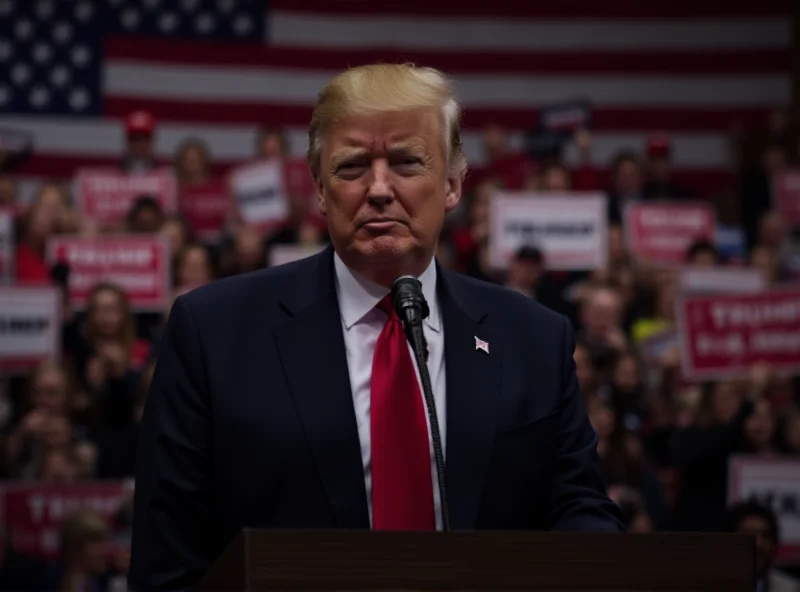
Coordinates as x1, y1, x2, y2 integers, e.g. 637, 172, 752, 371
315, 176, 327, 216
444, 175, 462, 213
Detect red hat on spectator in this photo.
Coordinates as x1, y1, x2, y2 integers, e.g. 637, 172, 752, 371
125, 111, 156, 136
646, 134, 671, 158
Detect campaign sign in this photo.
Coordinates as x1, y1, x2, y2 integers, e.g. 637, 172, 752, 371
677, 289, 800, 379
229, 159, 289, 230
0, 286, 60, 373
678, 266, 767, 294
75, 168, 177, 226
625, 202, 716, 265
538, 98, 592, 133
489, 193, 608, 270
180, 180, 231, 242
0, 482, 125, 560
47, 235, 171, 311
773, 169, 800, 228
729, 456, 800, 564
0, 208, 13, 283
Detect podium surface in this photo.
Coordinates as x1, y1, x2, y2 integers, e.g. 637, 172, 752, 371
196, 530, 753, 591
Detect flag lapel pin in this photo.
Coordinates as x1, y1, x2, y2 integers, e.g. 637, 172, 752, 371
475, 336, 490, 354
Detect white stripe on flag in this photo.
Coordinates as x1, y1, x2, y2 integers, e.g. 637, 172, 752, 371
104, 61, 790, 108
267, 13, 791, 50
0, 117, 732, 168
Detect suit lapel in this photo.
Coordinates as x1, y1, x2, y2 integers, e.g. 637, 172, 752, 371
273, 247, 370, 528
440, 270, 498, 529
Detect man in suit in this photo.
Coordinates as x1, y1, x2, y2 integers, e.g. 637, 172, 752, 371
130, 63, 622, 590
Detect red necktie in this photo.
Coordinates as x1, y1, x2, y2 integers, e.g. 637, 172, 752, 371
370, 295, 435, 530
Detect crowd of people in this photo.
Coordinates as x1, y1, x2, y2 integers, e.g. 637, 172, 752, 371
0, 105, 798, 590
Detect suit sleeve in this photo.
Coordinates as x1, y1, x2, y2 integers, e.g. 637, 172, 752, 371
129, 296, 215, 591
545, 316, 624, 532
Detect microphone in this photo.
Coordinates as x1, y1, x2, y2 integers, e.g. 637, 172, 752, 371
390, 276, 451, 532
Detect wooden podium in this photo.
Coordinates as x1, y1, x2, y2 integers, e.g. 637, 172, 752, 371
196, 530, 754, 591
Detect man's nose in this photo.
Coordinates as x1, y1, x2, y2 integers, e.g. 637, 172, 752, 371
366, 160, 393, 205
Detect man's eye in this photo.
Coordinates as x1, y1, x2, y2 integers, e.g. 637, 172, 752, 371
396, 158, 422, 167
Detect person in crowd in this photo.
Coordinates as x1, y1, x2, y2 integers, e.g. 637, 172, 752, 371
34, 509, 119, 592
642, 135, 692, 200
777, 406, 800, 454
504, 245, 575, 323
0, 169, 18, 208
125, 195, 165, 234
449, 178, 497, 274
14, 182, 78, 283
579, 284, 627, 371
219, 224, 267, 277
63, 283, 150, 413
174, 138, 212, 187
671, 379, 759, 531
264, 188, 328, 251
606, 151, 645, 223
608, 350, 648, 433
256, 126, 289, 160
743, 399, 778, 455
474, 124, 535, 190
574, 341, 601, 402
121, 111, 158, 174
161, 214, 192, 260
727, 502, 800, 592
686, 239, 721, 266
533, 161, 572, 192
750, 244, 782, 286
0, 524, 46, 591
131, 62, 621, 589
174, 243, 216, 289
93, 361, 152, 479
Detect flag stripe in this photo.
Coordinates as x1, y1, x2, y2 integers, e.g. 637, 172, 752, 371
268, 0, 792, 19
103, 96, 773, 133
0, 117, 732, 168
105, 37, 790, 75
268, 13, 791, 50
104, 61, 789, 108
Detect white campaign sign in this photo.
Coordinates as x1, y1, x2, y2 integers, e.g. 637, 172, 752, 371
230, 160, 288, 227
489, 192, 608, 270
0, 286, 61, 372
679, 266, 768, 294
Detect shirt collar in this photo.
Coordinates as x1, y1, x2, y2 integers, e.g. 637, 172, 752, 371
334, 252, 440, 333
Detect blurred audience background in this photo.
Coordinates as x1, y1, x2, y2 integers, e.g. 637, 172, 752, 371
0, 1, 799, 591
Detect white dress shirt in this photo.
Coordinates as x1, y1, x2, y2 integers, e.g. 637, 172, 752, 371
334, 253, 446, 530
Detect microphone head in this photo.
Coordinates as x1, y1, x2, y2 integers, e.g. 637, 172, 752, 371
391, 275, 429, 322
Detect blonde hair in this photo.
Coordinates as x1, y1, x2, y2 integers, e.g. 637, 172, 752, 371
307, 63, 467, 181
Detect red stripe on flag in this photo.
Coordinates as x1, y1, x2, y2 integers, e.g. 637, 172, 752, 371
268, 0, 793, 18
106, 37, 790, 75
103, 96, 772, 132
16, 155, 736, 198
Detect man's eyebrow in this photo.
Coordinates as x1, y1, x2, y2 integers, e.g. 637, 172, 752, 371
330, 148, 369, 166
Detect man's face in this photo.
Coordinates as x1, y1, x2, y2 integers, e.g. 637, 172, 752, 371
318, 109, 460, 275
737, 515, 776, 575
126, 134, 153, 160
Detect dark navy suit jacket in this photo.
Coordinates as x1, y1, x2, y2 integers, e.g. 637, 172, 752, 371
129, 246, 622, 590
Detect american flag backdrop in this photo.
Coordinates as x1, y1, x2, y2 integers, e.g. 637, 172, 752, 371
0, 0, 793, 196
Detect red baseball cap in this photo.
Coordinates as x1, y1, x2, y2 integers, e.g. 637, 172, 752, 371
125, 110, 156, 136
646, 134, 671, 158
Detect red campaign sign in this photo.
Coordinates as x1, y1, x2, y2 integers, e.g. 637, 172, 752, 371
0, 482, 125, 560
47, 235, 171, 311
76, 168, 177, 225
678, 289, 800, 379
625, 202, 715, 265
773, 170, 800, 228
180, 180, 231, 242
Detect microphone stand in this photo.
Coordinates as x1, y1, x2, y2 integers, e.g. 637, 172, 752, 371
403, 321, 451, 533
